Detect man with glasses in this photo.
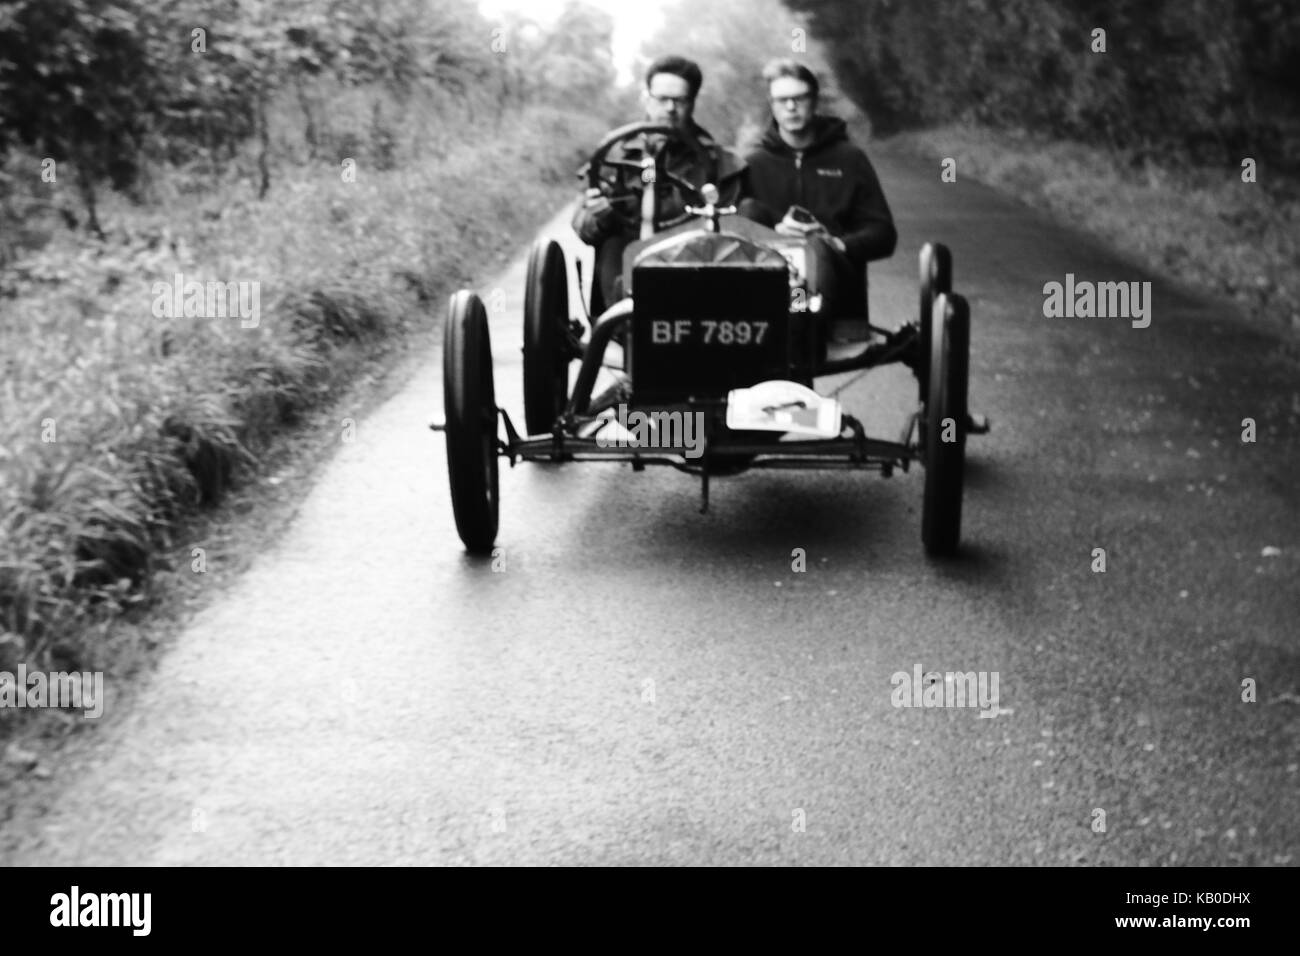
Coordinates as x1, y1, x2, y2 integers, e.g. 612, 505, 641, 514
746, 59, 988, 431
572, 54, 747, 314
744, 59, 897, 323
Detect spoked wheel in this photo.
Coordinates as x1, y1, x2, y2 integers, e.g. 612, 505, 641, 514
444, 290, 499, 554
917, 242, 952, 403
523, 239, 572, 435
921, 292, 969, 557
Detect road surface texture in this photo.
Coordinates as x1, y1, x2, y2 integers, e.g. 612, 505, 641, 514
5, 141, 1298, 865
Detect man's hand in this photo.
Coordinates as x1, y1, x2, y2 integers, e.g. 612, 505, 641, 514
774, 209, 846, 253
581, 186, 612, 219
574, 186, 616, 245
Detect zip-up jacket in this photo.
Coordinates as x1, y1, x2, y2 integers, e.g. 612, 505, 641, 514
745, 116, 896, 266
573, 121, 747, 246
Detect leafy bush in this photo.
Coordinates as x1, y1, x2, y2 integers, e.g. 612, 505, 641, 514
784, 0, 1300, 171
0, 0, 619, 683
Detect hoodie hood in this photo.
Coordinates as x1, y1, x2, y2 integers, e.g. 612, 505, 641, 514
759, 115, 849, 155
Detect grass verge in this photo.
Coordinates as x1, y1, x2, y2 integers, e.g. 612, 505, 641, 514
891, 124, 1300, 341
0, 105, 601, 703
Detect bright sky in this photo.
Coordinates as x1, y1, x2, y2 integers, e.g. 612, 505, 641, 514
477, 0, 672, 85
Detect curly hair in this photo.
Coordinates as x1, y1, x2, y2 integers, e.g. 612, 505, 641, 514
645, 55, 703, 100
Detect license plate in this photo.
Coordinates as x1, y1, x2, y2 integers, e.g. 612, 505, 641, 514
649, 319, 771, 346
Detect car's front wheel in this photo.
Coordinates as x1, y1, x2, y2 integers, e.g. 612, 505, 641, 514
444, 290, 499, 554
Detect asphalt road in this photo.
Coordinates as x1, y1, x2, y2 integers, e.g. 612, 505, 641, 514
5, 142, 1298, 866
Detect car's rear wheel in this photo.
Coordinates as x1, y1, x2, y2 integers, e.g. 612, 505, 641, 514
917, 242, 952, 403
523, 239, 571, 435
444, 290, 499, 554
921, 292, 969, 557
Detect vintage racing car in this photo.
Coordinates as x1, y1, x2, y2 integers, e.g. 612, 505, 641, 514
435, 122, 980, 557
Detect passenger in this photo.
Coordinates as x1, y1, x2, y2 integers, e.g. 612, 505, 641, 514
742, 58, 897, 321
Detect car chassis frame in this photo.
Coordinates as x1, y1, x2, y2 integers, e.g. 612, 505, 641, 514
496, 294, 931, 513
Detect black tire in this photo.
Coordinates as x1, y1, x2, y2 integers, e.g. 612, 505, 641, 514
917, 242, 952, 403
523, 239, 571, 435
921, 292, 969, 557
444, 290, 499, 554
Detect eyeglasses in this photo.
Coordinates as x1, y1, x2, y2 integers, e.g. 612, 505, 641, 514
771, 93, 814, 108
648, 94, 693, 108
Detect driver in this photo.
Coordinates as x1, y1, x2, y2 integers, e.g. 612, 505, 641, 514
572, 55, 747, 313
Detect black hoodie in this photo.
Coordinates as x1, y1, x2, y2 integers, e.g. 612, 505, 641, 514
745, 116, 897, 266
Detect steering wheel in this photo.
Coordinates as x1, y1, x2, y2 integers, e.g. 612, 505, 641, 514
584, 121, 707, 232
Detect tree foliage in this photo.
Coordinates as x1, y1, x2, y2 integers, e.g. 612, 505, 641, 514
0, 0, 166, 195
782, 0, 1300, 168
0, 0, 624, 225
